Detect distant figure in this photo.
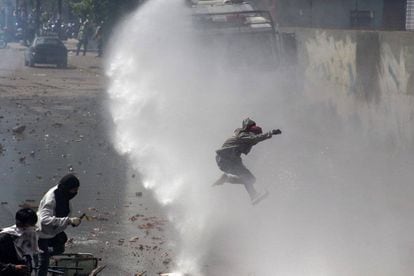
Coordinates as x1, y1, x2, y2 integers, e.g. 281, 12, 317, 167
76, 20, 90, 56
25, 22, 36, 46
0, 29, 6, 49
93, 22, 103, 57
213, 118, 282, 205
0, 208, 39, 276
36, 174, 82, 276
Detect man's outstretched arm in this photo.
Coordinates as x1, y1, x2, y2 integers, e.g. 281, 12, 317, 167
239, 129, 282, 144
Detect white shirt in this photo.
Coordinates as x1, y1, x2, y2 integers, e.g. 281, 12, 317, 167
36, 185, 72, 239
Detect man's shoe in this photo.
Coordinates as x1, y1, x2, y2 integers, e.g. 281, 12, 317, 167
251, 190, 269, 205
212, 174, 227, 187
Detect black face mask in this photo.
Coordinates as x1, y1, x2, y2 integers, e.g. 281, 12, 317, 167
54, 188, 78, 217
67, 192, 78, 200
54, 189, 71, 218
55, 174, 80, 217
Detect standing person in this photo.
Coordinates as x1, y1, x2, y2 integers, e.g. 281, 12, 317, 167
76, 19, 90, 56
0, 208, 39, 276
93, 22, 103, 57
213, 118, 282, 205
36, 174, 82, 276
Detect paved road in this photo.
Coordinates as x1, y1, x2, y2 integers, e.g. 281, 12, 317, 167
0, 45, 176, 275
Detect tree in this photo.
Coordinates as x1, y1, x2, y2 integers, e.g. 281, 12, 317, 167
67, 0, 142, 52
68, 0, 141, 25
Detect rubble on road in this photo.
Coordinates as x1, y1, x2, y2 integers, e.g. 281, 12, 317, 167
12, 125, 26, 134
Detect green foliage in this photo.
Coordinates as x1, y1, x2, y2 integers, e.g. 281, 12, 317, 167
66, 0, 93, 20
67, 0, 141, 24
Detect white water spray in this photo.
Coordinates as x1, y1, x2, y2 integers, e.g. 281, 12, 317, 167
106, 0, 414, 275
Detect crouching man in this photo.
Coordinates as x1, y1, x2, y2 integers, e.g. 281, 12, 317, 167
36, 174, 82, 276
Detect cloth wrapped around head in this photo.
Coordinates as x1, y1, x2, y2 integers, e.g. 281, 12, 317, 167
54, 174, 80, 217
242, 118, 263, 134
57, 173, 80, 200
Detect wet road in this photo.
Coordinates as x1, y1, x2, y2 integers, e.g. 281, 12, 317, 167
0, 45, 176, 275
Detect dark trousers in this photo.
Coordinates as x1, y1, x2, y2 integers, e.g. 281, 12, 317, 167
76, 39, 88, 56
216, 154, 258, 199
37, 232, 67, 276
96, 39, 103, 57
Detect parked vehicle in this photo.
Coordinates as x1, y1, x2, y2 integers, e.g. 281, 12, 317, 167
24, 36, 68, 68
191, 2, 280, 69
186, 0, 230, 7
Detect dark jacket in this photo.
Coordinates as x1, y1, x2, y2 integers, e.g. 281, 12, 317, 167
0, 233, 26, 276
216, 118, 272, 159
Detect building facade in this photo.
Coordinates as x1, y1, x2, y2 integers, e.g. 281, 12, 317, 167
259, 0, 409, 31
407, 0, 414, 30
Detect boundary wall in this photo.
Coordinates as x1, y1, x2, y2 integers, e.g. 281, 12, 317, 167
280, 28, 414, 147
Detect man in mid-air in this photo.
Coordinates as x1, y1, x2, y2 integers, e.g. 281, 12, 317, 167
213, 118, 282, 205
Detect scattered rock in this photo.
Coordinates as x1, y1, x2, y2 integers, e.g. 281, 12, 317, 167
129, 214, 144, 222
94, 216, 109, 222
135, 192, 143, 197
12, 125, 26, 134
129, 236, 140, 242
52, 122, 63, 128
162, 258, 172, 265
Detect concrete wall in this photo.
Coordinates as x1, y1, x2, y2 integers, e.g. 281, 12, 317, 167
282, 27, 414, 146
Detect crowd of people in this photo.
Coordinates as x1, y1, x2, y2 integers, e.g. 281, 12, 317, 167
0, 9, 105, 57
75, 19, 104, 57
0, 174, 82, 276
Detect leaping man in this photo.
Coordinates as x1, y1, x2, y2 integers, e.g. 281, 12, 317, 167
213, 118, 282, 205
